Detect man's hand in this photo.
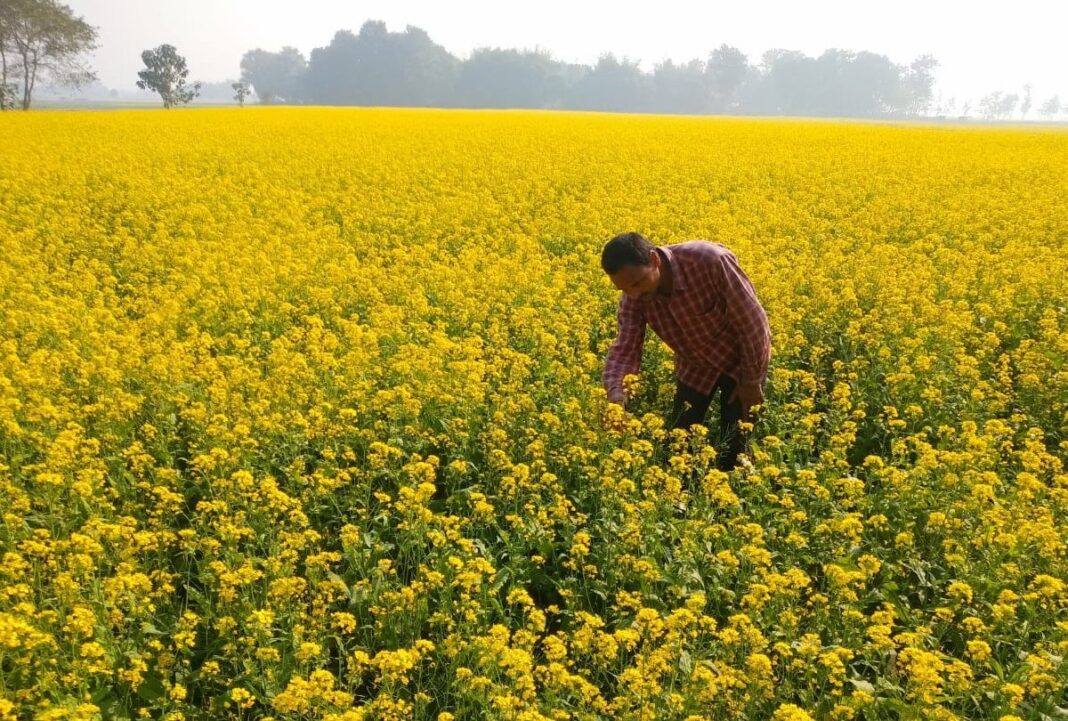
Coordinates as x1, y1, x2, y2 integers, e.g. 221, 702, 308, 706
728, 380, 764, 422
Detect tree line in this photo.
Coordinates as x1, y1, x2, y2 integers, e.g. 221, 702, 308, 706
237, 21, 940, 118
1, 2, 1062, 119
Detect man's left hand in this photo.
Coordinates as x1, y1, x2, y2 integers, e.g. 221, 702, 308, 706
728, 381, 765, 422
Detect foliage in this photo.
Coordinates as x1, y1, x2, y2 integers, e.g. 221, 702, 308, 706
304, 22, 458, 107
232, 80, 251, 107
247, 20, 938, 117
240, 47, 306, 104
136, 44, 200, 109
0, 0, 97, 110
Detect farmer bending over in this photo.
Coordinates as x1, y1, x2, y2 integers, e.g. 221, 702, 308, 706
601, 232, 771, 472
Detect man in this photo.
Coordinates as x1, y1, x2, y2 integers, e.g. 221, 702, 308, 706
601, 232, 771, 472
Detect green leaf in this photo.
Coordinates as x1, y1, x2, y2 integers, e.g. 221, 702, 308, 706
136, 671, 165, 702
678, 650, 692, 675
849, 678, 875, 693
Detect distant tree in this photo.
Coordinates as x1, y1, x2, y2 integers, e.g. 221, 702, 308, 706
998, 92, 1019, 120
0, 0, 97, 110
978, 91, 1019, 120
136, 44, 200, 108
1020, 83, 1032, 119
760, 49, 818, 115
399, 25, 461, 106
978, 92, 1002, 120
823, 50, 902, 116
456, 47, 564, 108
1039, 95, 1061, 118
742, 48, 923, 118
705, 44, 749, 113
239, 46, 306, 103
304, 21, 458, 106
651, 58, 710, 114
904, 55, 938, 115
232, 80, 251, 106
565, 53, 649, 113
736, 63, 774, 115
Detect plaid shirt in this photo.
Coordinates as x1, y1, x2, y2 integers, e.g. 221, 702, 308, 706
603, 241, 771, 402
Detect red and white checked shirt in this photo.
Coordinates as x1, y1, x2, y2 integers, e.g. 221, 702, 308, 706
603, 241, 771, 401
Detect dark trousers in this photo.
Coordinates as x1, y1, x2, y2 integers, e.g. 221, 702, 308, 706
668, 374, 749, 472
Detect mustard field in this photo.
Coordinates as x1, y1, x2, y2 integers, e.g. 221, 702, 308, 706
0, 108, 1066, 721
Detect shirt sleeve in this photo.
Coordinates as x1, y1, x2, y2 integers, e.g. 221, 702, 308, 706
602, 296, 646, 404
709, 249, 771, 384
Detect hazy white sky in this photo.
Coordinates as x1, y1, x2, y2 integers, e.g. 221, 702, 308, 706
67, 0, 1066, 105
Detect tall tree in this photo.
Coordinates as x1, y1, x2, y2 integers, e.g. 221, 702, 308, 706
240, 46, 306, 104
978, 91, 1019, 121
232, 80, 251, 106
705, 44, 749, 113
978, 91, 1003, 120
904, 55, 938, 116
998, 93, 1019, 120
760, 49, 818, 115
136, 44, 200, 108
1020, 83, 1032, 119
565, 54, 649, 113
1039, 95, 1061, 119
0, 0, 97, 110
456, 47, 564, 109
651, 58, 710, 114
304, 21, 458, 106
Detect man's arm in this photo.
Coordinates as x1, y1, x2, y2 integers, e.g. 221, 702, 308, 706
603, 297, 646, 406
709, 249, 771, 385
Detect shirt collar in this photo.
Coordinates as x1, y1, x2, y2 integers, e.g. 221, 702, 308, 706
655, 245, 687, 295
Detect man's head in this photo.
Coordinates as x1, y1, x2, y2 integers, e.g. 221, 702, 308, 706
601, 232, 663, 302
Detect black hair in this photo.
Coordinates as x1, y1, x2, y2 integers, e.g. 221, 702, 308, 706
601, 232, 654, 275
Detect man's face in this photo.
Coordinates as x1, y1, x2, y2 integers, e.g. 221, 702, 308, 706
609, 252, 661, 303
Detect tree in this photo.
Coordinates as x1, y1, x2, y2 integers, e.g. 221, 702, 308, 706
0, 0, 97, 110
455, 47, 564, 109
239, 46, 306, 103
816, 49, 903, 117
978, 91, 1019, 121
998, 92, 1019, 120
232, 80, 251, 106
651, 58, 710, 114
760, 49, 818, 115
1039, 95, 1061, 119
564, 53, 649, 113
978, 92, 1002, 120
904, 55, 938, 116
136, 44, 199, 108
1020, 83, 1032, 119
304, 21, 458, 106
706, 44, 749, 113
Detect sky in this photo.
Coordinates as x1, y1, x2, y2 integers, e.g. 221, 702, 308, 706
65, 0, 1066, 107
